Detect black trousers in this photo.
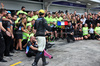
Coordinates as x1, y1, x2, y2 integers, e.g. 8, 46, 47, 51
67, 34, 75, 43
90, 34, 95, 39
26, 50, 38, 57
3, 35, 11, 56
0, 33, 5, 60
10, 39, 14, 52
34, 51, 46, 65
22, 39, 27, 46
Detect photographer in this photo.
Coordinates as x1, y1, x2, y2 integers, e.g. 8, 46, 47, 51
32, 9, 56, 66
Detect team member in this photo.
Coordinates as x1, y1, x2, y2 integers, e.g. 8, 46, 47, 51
0, 8, 11, 62
91, 15, 96, 26
45, 13, 54, 41
65, 21, 75, 43
26, 36, 38, 57
78, 24, 83, 40
15, 13, 23, 24
74, 24, 79, 40
94, 23, 100, 40
71, 16, 77, 26
45, 13, 51, 25
32, 11, 38, 20
27, 11, 34, 23
56, 13, 63, 39
26, 11, 35, 28
10, 14, 17, 53
22, 25, 31, 49
97, 16, 100, 24
15, 18, 29, 51
82, 23, 90, 39
51, 12, 58, 40
17, 6, 27, 15
1, 9, 13, 24
32, 9, 56, 66
89, 24, 95, 39
85, 15, 92, 28
2, 13, 13, 56
80, 15, 86, 25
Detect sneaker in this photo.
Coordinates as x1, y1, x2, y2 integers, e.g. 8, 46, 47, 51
0, 59, 7, 62
61, 37, 64, 40
5, 54, 13, 57
10, 50, 15, 53
43, 62, 49, 66
32, 62, 37, 66
48, 43, 55, 45
20, 49, 25, 51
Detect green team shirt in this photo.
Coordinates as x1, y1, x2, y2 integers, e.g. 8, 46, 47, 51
26, 22, 33, 28
50, 18, 57, 26
14, 17, 21, 30
56, 17, 63, 28
28, 33, 34, 41
3, 17, 6, 18
17, 10, 27, 15
22, 31, 29, 41
56, 17, 63, 21
15, 18, 21, 24
94, 27, 100, 35
44, 16, 51, 24
27, 16, 34, 22
32, 15, 38, 20
82, 27, 88, 36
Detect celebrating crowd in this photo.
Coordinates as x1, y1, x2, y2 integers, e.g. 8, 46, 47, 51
0, 2, 100, 66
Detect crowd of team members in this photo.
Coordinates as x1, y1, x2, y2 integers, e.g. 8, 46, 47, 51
44, 10, 100, 42
0, 4, 100, 62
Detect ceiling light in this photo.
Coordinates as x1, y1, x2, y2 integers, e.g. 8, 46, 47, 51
76, 1, 81, 3
87, 3, 91, 5
91, 0, 100, 3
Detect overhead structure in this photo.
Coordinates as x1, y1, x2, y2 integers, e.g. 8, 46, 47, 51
0, 0, 100, 13
43, 0, 100, 13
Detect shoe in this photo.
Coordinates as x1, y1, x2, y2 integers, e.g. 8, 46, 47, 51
0, 59, 7, 62
32, 62, 37, 66
61, 38, 64, 40
55, 38, 57, 41
10, 50, 15, 53
15, 49, 19, 51
47, 45, 52, 49
48, 43, 55, 45
43, 62, 49, 66
67, 41, 70, 43
51, 56, 53, 59
20, 49, 25, 51
5, 54, 13, 57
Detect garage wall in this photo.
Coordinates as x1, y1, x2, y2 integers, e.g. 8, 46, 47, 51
90, 9, 100, 14
0, 1, 42, 11
49, 5, 100, 14
49, 5, 86, 14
